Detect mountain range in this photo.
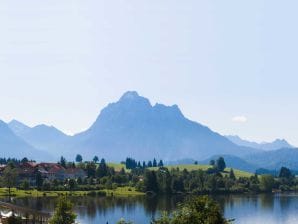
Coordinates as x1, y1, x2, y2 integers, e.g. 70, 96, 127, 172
1, 91, 297, 171
226, 135, 293, 151
0, 120, 52, 160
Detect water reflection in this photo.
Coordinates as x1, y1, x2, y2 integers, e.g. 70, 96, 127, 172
3, 193, 298, 224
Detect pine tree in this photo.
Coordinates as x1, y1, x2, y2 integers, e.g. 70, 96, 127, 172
216, 157, 226, 172
153, 158, 157, 167
229, 168, 236, 180
49, 196, 77, 224
158, 160, 164, 167
60, 156, 67, 168
75, 154, 83, 163
93, 156, 99, 163
96, 158, 108, 178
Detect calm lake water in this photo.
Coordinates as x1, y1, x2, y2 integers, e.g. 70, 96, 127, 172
5, 193, 298, 224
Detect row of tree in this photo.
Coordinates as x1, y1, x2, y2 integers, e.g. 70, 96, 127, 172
0, 157, 33, 165
140, 165, 296, 194
125, 158, 163, 169
1, 156, 297, 196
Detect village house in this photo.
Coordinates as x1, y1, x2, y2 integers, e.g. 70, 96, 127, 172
0, 162, 88, 186
37, 163, 87, 181
64, 168, 87, 180
17, 162, 38, 185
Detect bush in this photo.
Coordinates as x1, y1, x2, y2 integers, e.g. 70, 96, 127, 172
49, 196, 77, 224
7, 215, 22, 224
154, 196, 228, 224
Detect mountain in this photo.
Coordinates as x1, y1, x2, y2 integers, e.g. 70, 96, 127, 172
226, 135, 293, 151
200, 155, 258, 173
3, 91, 297, 169
8, 120, 70, 155
244, 148, 298, 170
69, 91, 260, 161
0, 120, 51, 160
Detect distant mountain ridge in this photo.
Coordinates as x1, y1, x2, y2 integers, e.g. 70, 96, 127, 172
244, 148, 298, 170
226, 135, 293, 151
67, 91, 259, 161
8, 120, 70, 155
0, 120, 51, 160
200, 154, 258, 173
2, 90, 296, 171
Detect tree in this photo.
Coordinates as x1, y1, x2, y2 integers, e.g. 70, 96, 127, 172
93, 156, 99, 163
60, 156, 67, 168
36, 172, 43, 190
68, 179, 77, 191
144, 170, 159, 193
279, 167, 292, 179
216, 157, 226, 172
157, 168, 172, 194
154, 196, 228, 224
172, 177, 185, 193
260, 175, 275, 192
209, 160, 215, 166
158, 160, 164, 167
49, 196, 77, 224
148, 161, 153, 167
86, 162, 96, 178
153, 158, 157, 167
75, 154, 83, 163
21, 157, 29, 163
96, 159, 108, 178
194, 161, 198, 165
20, 179, 30, 190
229, 169, 236, 180
125, 158, 137, 169
1, 162, 18, 198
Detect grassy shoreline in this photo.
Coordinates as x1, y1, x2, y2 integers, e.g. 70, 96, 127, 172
0, 187, 145, 198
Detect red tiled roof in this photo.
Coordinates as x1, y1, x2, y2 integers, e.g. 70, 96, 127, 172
48, 165, 65, 173
65, 168, 85, 174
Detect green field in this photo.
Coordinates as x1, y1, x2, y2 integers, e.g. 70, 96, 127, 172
149, 164, 253, 178
107, 163, 127, 172
107, 162, 253, 178
0, 187, 144, 198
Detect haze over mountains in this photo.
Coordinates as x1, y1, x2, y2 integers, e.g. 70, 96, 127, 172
0, 120, 51, 160
226, 135, 293, 151
1, 91, 297, 171
8, 120, 70, 154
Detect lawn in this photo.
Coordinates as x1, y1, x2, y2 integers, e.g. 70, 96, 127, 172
0, 187, 144, 198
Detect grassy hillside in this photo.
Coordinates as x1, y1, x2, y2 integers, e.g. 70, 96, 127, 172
108, 163, 253, 178
108, 163, 127, 172
149, 164, 253, 178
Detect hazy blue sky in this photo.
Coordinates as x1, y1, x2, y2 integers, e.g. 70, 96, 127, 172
1, 0, 298, 145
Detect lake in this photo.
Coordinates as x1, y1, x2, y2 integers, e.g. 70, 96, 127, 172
5, 193, 298, 224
